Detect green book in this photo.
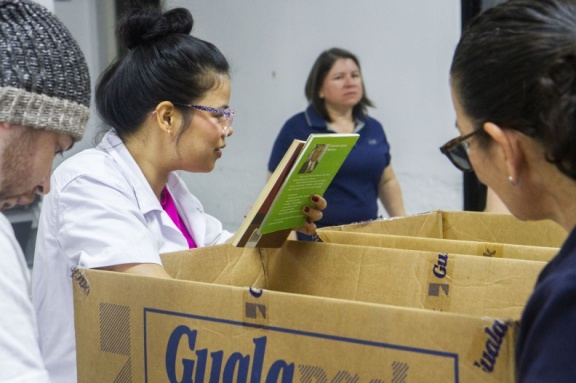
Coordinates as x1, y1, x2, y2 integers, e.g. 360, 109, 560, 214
232, 133, 359, 248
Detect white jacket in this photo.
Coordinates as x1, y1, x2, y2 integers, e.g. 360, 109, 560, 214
32, 130, 233, 383
0, 214, 51, 383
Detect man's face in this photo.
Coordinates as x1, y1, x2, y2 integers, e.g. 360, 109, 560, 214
0, 122, 72, 211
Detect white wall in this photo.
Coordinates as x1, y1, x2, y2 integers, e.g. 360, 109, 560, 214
53, 0, 116, 156
34, 0, 53, 12
166, 0, 463, 230
55, 0, 463, 232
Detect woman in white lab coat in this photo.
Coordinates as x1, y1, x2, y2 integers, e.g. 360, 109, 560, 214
31, 6, 326, 383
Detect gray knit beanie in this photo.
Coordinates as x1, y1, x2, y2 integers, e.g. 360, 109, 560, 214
0, 0, 90, 142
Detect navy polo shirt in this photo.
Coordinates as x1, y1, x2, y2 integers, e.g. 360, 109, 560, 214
267, 105, 391, 230
516, 226, 576, 381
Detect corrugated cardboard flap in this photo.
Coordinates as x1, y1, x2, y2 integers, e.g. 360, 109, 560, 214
159, 241, 543, 319
161, 244, 268, 289
441, 211, 567, 247
316, 230, 559, 262
317, 211, 443, 238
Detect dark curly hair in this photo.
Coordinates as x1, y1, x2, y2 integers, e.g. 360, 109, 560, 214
95, 6, 230, 142
450, 0, 576, 180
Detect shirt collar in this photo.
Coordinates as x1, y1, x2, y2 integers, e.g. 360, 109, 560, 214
304, 105, 328, 129
98, 130, 163, 214
537, 225, 576, 283
304, 105, 367, 132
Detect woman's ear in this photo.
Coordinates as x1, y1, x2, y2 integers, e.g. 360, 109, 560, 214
483, 122, 524, 184
153, 101, 175, 136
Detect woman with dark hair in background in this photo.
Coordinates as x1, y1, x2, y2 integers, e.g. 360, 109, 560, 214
441, 0, 576, 380
268, 48, 405, 240
32, 6, 325, 382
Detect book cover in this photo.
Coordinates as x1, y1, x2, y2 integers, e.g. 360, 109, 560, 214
232, 133, 359, 248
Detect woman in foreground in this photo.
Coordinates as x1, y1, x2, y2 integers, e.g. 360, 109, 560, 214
440, 0, 576, 380
32, 6, 325, 382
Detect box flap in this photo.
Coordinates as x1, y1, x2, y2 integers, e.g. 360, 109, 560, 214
161, 241, 543, 319
316, 231, 558, 262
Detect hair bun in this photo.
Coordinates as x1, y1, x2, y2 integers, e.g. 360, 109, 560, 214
117, 7, 193, 50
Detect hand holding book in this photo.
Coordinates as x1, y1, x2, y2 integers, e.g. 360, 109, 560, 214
294, 193, 327, 237
232, 133, 359, 247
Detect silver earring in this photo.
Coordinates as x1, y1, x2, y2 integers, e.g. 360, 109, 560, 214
508, 176, 517, 186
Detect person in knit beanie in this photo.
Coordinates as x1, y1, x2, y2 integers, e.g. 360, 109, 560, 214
0, 0, 90, 209
0, 1, 90, 382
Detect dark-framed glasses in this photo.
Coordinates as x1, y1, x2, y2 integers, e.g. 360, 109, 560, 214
439, 129, 482, 172
176, 103, 235, 131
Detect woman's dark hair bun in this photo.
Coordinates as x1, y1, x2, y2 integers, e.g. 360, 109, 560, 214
117, 7, 194, 50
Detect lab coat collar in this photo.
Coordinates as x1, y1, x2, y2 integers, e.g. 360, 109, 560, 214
98, 130, 163, 215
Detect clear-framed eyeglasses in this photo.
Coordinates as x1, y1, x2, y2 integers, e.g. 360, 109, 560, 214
175, 103, 235, 132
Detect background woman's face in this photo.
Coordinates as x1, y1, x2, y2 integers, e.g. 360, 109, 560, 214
319, 58, 363, 110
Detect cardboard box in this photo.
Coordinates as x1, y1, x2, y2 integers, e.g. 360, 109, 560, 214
318, 210, 567, 248
316, 231, 559, 262
73, 241, 546, 382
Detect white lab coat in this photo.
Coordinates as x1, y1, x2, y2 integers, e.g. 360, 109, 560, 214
0, 214, 51, 383
32, 130, 233, 383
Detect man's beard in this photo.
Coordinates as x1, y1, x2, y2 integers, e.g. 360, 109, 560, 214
0, 127, 35, 210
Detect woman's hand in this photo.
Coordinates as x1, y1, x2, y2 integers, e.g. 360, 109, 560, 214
296, 194, 327, 236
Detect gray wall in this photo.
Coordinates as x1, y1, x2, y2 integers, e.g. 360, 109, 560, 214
54, 0, 116, 154
35, 0, 52, 11
55, 0, 463, 232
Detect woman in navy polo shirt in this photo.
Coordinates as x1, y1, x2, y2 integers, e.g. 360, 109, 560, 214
441, 0, 576, 380
267, 48, 406, 239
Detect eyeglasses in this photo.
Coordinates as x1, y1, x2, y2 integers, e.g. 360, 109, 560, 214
175, 103, 235, 131
439, 128, 482, 172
